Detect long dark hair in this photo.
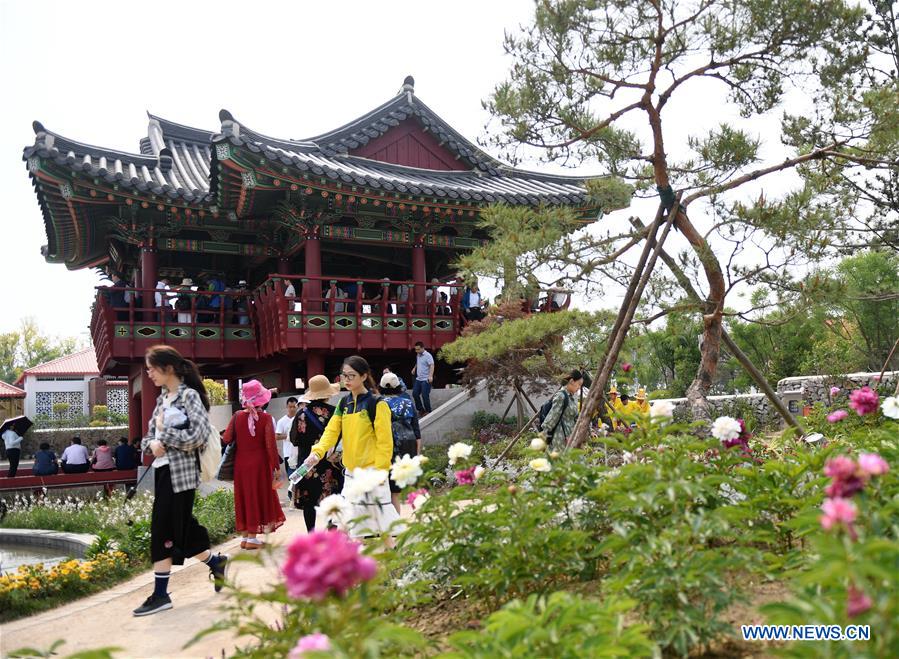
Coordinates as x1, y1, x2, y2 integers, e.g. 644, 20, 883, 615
562, 369, 584, 386
146, 344, 210, 410
343, 355, 378, 393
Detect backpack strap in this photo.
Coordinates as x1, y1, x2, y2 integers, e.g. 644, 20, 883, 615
547, 391, 570, 438
339, 392, 381, 426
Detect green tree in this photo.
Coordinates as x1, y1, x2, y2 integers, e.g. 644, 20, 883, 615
0, 318, 82, 384
486, 0, 871, 434
203, 379, 228, 407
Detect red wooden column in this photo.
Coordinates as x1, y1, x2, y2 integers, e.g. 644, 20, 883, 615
306, 353, 325, 383
279, 362, 294, 394
140, 241, 158, 311
227, 378, 240, 404
412, 240, 427, 313
277, 257, 291, 275
303, 233, 321, 312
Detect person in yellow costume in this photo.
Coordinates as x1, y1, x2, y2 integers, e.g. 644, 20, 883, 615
601, 385, 625, 430
633, 388, 649, 414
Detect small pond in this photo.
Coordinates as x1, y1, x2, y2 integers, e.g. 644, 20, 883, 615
0, 543, 69, 574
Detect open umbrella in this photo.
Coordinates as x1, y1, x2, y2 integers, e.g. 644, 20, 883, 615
0, 415, 32, 437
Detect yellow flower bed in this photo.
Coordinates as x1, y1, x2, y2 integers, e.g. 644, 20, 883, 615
0, 551, 129, 600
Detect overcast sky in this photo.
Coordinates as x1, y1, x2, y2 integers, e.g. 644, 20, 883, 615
0, 0, 799, 341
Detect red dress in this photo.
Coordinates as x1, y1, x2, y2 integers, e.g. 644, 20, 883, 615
224, 410, 286, 534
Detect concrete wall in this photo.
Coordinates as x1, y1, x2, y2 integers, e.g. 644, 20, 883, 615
22, 426, 130, 457
23, 375, 92, 419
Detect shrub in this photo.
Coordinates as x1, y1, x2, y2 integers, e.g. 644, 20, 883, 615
441, 592, 654, 658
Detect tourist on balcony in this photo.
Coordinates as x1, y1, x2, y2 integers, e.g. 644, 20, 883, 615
234, 280, 250, 325
302, 356, 401, 538
411, 341, 434, 415
60, 436, 90, 474
222, 380, 286, 551
199, 277, 225, 323
154, 277, 174, 323
380, 371, 421, 513
424, 278, 440, 311
106, 273, 129, 321
32, 442, 59, 476
175, 278, 194, 324
396, 281, 410, 314
461, 282, 486, 322
290, 375, 341, 532
436, 291, 451, 316
2, 426, 23, 477
324, 283, 348, 313
134, 345, 227, 617
540, 370, 584, 448
115, 436, 138, 470
90, 439, 115, 472
368, 279, 393, 314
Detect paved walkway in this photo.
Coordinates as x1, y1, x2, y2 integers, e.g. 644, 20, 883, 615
1, 500, 307, 658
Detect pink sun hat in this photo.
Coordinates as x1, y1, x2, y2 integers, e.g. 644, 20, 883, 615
241, 380, 272, 408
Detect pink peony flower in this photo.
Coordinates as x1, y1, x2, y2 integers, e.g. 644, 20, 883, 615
288, 633, 332, 658
454, 466, 477, 485
282, 530, 377, 600
849, 387, 879, 416
621, 362, 632, 372
829, 386, 841, 397
846, 585, 873, 618
824, 456, 857, 481
819, 497, 858, 531
405, 488, 428, 508
858, 453, 889, 477
827, 409, 849, 423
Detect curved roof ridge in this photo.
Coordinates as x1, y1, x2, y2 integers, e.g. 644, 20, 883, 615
26, 123, 158, 165
148, 113, 217, 144
217, 110, 320, 152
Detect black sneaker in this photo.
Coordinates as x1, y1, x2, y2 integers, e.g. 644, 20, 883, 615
133, 593, 172, 616
209, 553, 229, 593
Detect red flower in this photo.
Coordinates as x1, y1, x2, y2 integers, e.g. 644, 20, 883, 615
621, 362, 632, 372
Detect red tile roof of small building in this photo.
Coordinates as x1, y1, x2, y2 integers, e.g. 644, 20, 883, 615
14, 347, 99, 385
0, 380, 26, 398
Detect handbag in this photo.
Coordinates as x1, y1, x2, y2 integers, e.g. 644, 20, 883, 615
216, 442, 236, 481
200, 425, 222, 482
216, 412, 239, 481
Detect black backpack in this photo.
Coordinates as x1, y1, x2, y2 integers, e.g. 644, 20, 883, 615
337, 392, 381, 425
538, 391, 570, 437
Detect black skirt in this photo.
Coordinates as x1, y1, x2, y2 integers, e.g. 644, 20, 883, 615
151, 465, 210, 564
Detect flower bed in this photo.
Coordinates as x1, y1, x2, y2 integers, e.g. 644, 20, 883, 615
0, 551, 130, 621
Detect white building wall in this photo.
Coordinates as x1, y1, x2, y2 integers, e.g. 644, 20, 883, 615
24, 375, 92, 419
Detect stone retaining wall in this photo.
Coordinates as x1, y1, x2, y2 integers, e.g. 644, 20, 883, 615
14, 427, 129, 459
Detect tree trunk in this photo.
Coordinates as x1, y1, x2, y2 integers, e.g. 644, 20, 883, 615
686, 311, 722, 422
514, 378, 526, 431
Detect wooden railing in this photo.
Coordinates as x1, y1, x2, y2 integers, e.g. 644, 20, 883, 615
252, 275, 463, 357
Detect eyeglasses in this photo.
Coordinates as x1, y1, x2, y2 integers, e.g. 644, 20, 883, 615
340, 372, 359, 380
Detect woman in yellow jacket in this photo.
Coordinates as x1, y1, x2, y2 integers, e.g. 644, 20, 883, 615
301, 355, 401, 537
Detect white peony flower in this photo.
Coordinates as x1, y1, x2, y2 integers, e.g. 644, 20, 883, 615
473, 465, 485, 481
391, 454, 424, 488
529, 437, 547, 451
316, 494, 353, 529
882, 396, 899, 420
343, 467, 388, 503
529, 458, 552, 473
622, 451, 636, 464
710, 416, 742, 442
447, 442, 473, 466
650, 400, 675, 421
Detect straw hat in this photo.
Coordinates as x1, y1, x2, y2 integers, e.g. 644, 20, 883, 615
300, 374, 340, 402
636, 388, 647, 400
241, 380, 272, 408
180, 277, 194, 287
608, 385, 618, 395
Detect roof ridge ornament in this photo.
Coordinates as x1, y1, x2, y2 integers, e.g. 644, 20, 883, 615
219, 109, 240, 138
158, 147, 174, 173
401, 75, 415, 103
31, 120, 55, 151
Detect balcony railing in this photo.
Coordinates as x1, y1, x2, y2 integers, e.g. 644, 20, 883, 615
253, 275, 463, 357
91, 286, 258, 369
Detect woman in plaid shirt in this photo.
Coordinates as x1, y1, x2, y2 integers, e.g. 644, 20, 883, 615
133, 345, 229, 617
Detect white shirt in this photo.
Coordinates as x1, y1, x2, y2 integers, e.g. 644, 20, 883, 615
61, 444, 90, 465
3, 429, 23, 451
284, 282, 296, 298
155, 281, 171, 307
468, 291, 481, 308
277, 414, 297, 460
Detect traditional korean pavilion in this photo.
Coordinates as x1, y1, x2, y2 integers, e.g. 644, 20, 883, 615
23, 76, 594, 437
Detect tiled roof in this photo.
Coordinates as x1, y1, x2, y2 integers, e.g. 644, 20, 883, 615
0, 381, 26, 398
23, 80, 593, 206
16, 347, 99, 383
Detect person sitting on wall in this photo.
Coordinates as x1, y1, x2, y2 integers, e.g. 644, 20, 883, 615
91, 439, 116, 472
32, 442, 59, 476
461, 282, 486, 322
115, 437, 138, 470
60, 436, 90, 474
